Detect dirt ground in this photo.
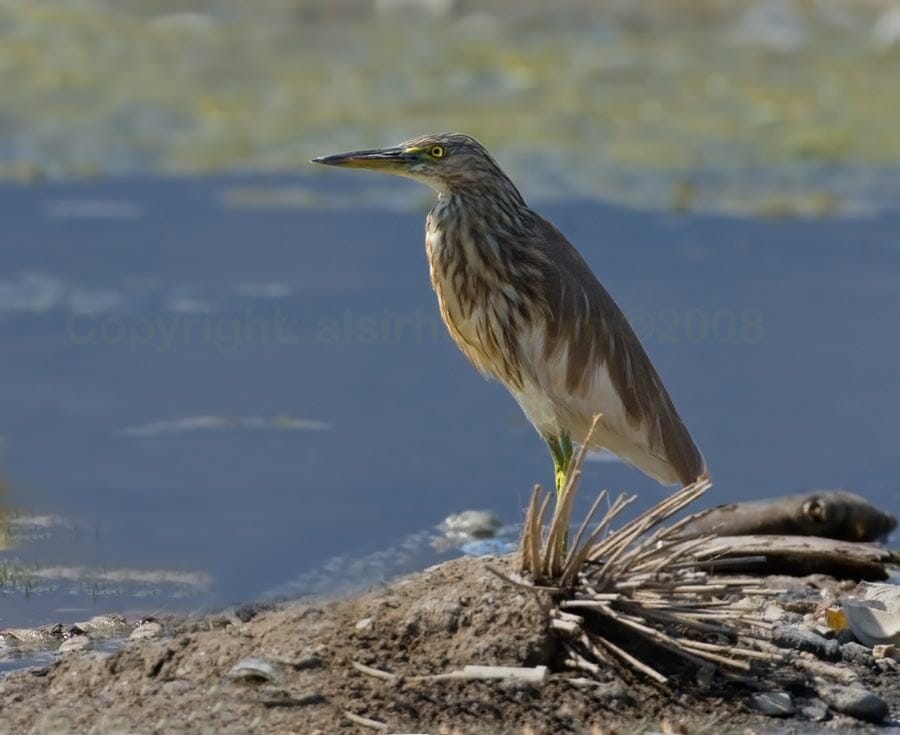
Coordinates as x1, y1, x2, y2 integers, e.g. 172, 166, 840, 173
0, 555, 896, 735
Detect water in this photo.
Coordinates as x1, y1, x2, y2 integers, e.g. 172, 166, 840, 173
0, 174, 898, 631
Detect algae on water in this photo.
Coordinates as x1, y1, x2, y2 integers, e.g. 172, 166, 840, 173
1, 1, 899, 214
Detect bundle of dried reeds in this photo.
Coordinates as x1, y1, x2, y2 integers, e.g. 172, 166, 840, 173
515, 418, 784, 684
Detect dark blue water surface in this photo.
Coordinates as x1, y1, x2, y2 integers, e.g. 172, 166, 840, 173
0, 175, 898, 628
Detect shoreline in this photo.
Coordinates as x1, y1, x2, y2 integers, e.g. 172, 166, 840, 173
1, 554, 897, 734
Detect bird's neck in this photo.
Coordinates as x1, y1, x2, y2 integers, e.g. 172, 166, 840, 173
424, 185, 546, 394
426, 186, 540, 294
431, 184, 532, 239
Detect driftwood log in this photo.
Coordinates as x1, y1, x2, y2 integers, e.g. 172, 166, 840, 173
678, 490, 896, 543
682, 535, 898, 581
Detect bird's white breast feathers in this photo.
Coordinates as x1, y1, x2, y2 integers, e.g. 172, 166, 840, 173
512, 326, 681, 485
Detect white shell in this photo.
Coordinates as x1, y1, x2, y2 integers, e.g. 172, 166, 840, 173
842, 583, 900, 647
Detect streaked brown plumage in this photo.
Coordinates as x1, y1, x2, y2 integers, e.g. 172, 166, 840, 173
313, 133, 706, 492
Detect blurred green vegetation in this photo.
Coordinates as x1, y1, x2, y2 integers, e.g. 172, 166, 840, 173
1, 0, 900, 214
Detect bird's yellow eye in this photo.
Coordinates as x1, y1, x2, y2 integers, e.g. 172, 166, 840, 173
429, 145, 445, 158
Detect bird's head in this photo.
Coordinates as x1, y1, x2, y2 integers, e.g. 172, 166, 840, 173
312, 133, 519, 199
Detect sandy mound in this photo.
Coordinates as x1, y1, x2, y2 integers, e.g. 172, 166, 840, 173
0, 555, 896, 734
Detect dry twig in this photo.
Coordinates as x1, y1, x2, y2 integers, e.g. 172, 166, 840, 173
343, 710, 388, 731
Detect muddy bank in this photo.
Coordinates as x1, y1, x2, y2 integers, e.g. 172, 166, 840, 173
0, 555, 897, 734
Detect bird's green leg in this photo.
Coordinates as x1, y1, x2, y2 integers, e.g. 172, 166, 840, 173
546, 433, 574, 500
558, 433, 573, 495
546, 436, 563, 493
546, 433, 575, 555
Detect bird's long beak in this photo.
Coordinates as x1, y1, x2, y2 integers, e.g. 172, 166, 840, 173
311, 146, 411, 171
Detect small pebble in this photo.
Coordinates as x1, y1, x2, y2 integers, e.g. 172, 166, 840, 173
57, 635, 92, 654
749, 691, 794, 717
227, 656, 282, 685
817, 684, 888, 723
841, 641, 875, 667
762, 603, 785, 622
73, 614, 128, 636
354, 617, 373, 630
130, 622, 164, 641
439, 509, 502, 541
800, 697, 829, 722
